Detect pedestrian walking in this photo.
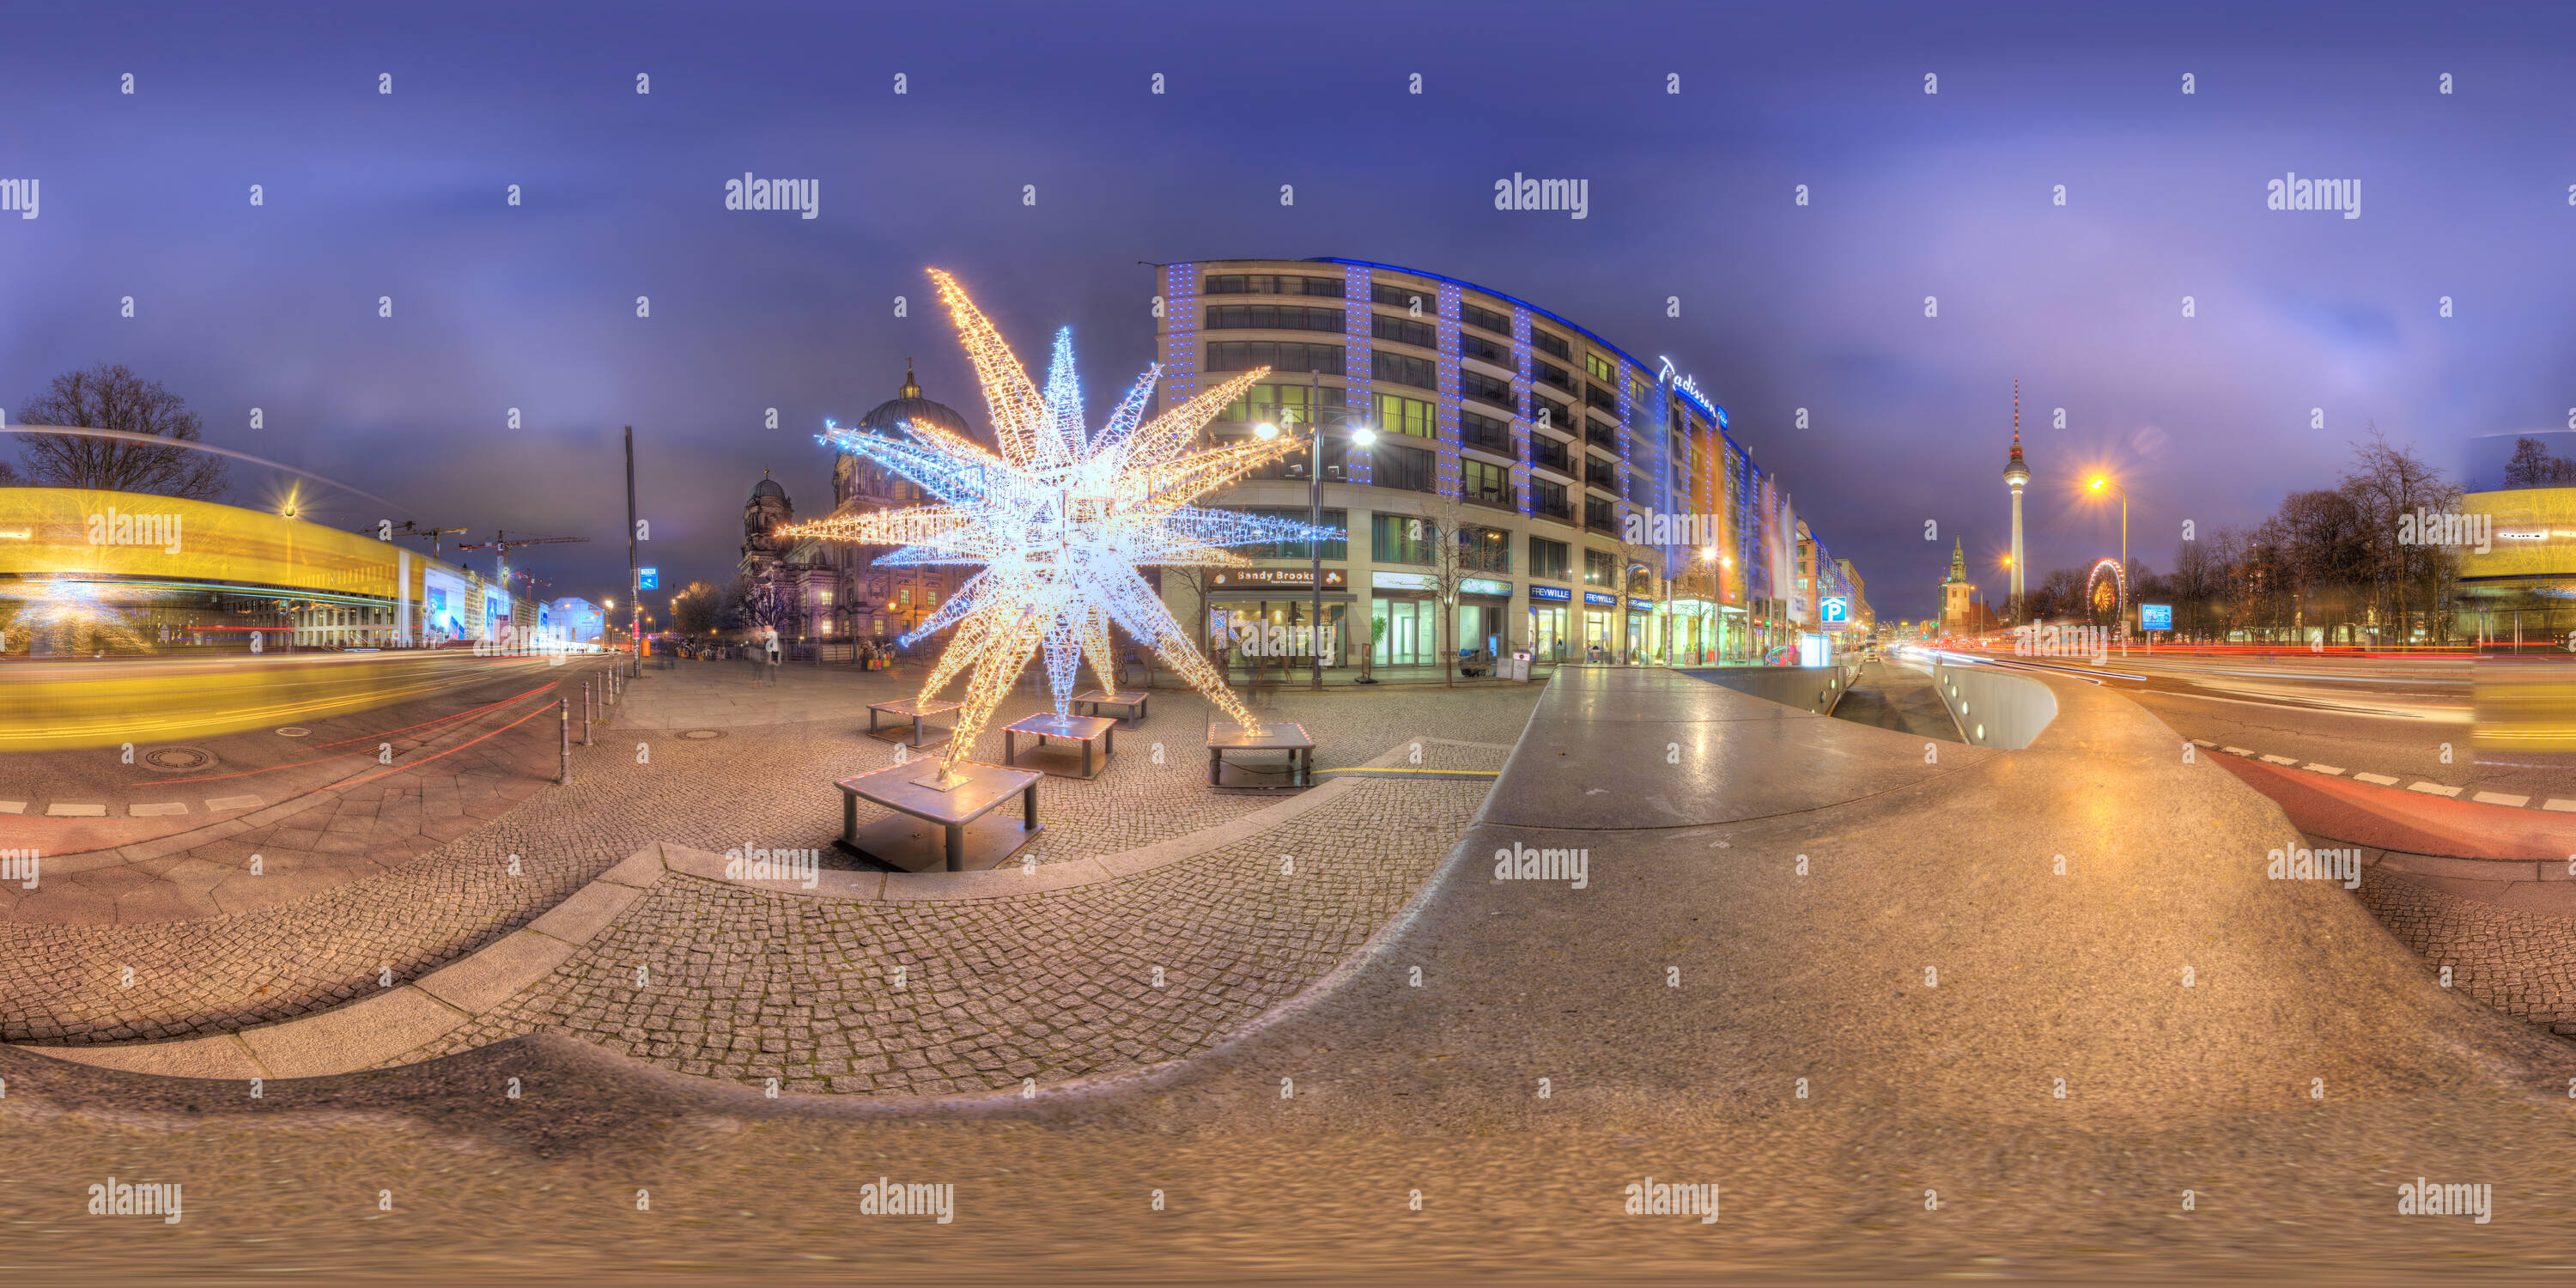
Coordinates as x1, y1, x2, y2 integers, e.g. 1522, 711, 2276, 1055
762, 624, 782, 685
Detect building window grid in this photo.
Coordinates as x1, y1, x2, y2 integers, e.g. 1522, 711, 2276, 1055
1171, 264, 1851, 635
1163, 264, 1200, 411
1433, 282, 1463, 500
1511, 307, 1535, 519
1612, 364, 1637, 534
1342, 264, 1374, 485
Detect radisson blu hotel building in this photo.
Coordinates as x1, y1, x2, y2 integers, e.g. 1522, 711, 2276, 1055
1155, 258, 1859, 669
0, 488, 544, 655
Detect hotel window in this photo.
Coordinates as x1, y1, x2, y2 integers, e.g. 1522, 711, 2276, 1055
1373, 392, 1438, 440
1220, 382, 1349, 425
1586, 495, 1616, 532
1205, 304, 1345, 332
1529, 536, 1571, 581
1532, 394, 1574, 434
1372, 441, 1437, 493
1529, 328, 1571, 359
1531, 357, 1572, 391
1459, 369, 1516, 411
1461, 525, 1513, 572
1584, 548, 1618, 587
1531, 477, 1571, 519
1370, 313, 1437, 349
1459, 331, 1510, 365
1203, 273, 1344, 298
1370, 282, 1430, 311
1370, 349, 1437, 391
1461, 457, 1513, 507
1584, 352, 1614, 382
1458, 408, 1513, 454
1586, 384, 1618, 412
1373, 513, 1435, 565
1208, 340, 1344, 374
1461, 301, 1511, 336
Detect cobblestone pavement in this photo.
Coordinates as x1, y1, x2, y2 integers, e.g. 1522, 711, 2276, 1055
1, 663, 1534, 1056
399, 775, 1493, 1095
2354, 866, 2576, 1031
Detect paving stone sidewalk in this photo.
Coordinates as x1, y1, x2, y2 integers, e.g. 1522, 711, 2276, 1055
1, 665, 1535, 1051
395, 775, 1495, 1095
2356, 868, 2576, 1031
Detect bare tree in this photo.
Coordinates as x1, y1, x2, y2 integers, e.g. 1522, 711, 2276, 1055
1149, 563, 1220, 689
671, 580, 720, 636
17, 364, 228, 499
2341, 425, 2459, 646
1621, 535, 1665, 662
1410, 492, 1510, 686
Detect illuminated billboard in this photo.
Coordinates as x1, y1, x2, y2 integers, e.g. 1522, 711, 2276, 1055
422, 565, 471, 641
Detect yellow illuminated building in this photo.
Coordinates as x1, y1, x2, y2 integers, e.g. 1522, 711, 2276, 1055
0, 488, 522, 654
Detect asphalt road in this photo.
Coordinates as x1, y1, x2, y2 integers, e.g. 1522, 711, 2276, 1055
0, 650, 588, 808
1917, 646, 2575, 800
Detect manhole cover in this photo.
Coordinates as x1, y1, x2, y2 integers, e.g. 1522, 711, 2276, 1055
276, 727, 311, 738
142, 746, 216, 771
681, 729, 724, 740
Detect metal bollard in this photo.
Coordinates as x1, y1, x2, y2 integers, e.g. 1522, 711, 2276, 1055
557, 698, 570, 785
583, 677, 595, 745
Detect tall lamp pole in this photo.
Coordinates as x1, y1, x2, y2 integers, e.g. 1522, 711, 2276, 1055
1255, 382, 1375, 691
2088, 475, 2129, 648
624, 426, 641, 664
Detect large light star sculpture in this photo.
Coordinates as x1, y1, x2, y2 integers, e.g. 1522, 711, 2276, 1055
781, 269, 1338, 782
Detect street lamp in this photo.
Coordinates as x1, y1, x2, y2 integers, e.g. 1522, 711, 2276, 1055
1255, 396, 1375, 690
2088, 474, 2129, 645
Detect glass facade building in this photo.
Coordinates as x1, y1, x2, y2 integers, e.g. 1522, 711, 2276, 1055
1154, 258, 1846, 668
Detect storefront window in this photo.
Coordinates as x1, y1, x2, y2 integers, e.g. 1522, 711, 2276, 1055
1373, 598, 1438, 665
1528, 606, 1567, 661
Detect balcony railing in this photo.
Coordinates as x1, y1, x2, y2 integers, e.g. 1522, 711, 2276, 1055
1460, 422, 1515, 456
1532, 496, 1573, 522
1530, 442, 1572, 474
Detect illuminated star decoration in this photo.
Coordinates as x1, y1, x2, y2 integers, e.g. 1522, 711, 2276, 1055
782, 269, 1336, 775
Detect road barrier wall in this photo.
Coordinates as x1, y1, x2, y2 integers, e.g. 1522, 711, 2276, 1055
1929, 659, 2057, 748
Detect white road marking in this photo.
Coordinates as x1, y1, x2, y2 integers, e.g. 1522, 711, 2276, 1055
2408, 782, 2464, 798
2190, 738, 2215, 747
2354, 773, 2402, 786
2301, 764, 2346, 775
2260, 754, 2300, 765
46, 803, 106, 817
2473, 792, 2531, 808
128, 802, 190, 817
2222, 746, 2254, 756
205, 794, 263, 811
2545, 799, 2576, 813
0, 801, 23, 814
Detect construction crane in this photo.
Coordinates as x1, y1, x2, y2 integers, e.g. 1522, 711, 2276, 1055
386, 521, 470, 556
453, 530, 588, 585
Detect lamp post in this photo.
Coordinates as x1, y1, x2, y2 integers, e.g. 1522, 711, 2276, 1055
1255, 391, 1375, 691
2088, 474, 2129, 648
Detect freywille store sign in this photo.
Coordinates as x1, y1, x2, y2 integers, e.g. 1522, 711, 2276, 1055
1212, 568, 1345, 588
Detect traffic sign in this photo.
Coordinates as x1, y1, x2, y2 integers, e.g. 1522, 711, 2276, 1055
638, 567, 659, 591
